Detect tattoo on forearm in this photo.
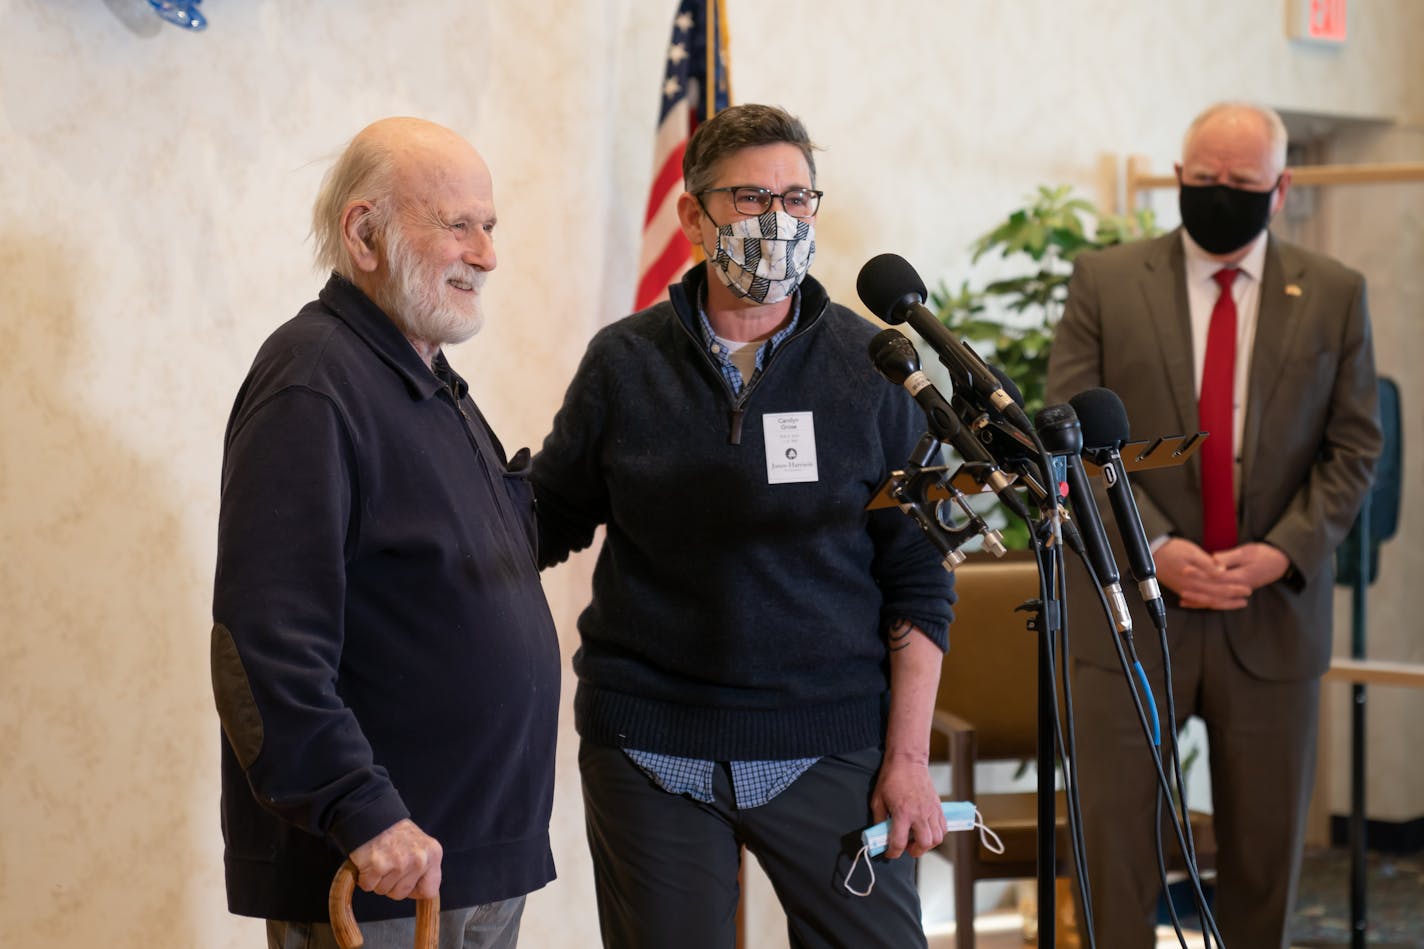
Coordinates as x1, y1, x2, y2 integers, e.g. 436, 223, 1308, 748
888, 619, 913, 652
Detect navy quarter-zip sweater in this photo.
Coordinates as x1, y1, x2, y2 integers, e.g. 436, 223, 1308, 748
531, 267, 954, 761
212, 275, 559, 921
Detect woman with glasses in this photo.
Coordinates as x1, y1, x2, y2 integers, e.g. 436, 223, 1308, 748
531, 104, 953, 949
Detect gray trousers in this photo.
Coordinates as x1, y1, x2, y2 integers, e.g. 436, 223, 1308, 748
266, 895, 525, 949
1072, 614, 1320, 949
578, 738, 927, 949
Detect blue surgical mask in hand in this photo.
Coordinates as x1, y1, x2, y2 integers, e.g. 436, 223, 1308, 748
843, 801, 1004, 897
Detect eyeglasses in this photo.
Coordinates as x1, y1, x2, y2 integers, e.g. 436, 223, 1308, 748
698, 186, 823, 219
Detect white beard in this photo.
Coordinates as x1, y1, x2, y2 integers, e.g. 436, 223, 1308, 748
380, 226, 487, 347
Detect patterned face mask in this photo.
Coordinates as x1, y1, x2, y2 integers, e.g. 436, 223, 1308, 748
703, 209, 816, 305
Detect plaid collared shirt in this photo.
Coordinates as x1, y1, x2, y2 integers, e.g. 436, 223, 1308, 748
625, 750, 819, 808
695, 293, 802, 395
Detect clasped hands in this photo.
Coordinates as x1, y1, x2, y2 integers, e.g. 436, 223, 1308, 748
1155, 538, 1290, 610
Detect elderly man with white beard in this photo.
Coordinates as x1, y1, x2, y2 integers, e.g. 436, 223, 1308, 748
211, 117, 560, 949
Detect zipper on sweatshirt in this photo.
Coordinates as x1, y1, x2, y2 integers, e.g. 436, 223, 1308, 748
676, 296, 828, 447
673, 315, 745, 445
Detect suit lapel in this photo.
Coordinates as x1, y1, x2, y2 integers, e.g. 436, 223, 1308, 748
1139, 234, 1197, 445
1241, 237, 1307, 492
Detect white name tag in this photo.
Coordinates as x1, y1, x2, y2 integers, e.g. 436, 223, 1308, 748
764, 411, 819, 484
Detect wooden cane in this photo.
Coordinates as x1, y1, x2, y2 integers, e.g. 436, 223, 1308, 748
329, 859, 440, 949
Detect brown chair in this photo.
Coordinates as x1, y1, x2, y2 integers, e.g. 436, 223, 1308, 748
931, 551, 1214, 949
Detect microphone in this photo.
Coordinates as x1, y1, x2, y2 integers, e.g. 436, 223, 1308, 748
975, 364, 1054, 504
1070, 387, 1168, 631
989, 365, 1025, 409
868, 329, 1029, 522
960, 366, 1037, 463
857, 254, 1035, 436
1037, 403, 1132, 635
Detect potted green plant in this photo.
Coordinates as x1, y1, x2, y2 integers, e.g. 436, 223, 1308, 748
930, 184, 1159, 548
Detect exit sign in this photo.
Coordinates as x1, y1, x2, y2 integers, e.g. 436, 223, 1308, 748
1289, 0, 1347, 44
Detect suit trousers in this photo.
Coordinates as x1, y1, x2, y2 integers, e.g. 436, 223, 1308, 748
578, 738, 926, 949
1072, 611, 1319, 949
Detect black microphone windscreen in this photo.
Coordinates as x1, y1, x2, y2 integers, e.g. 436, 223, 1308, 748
1035, 403, 1082, 455
856, 253, 929, 323
1070, 387, 1131, 449
990, 365, 1025, 407
867, 329, 920, 384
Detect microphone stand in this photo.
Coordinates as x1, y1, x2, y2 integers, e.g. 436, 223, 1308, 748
999, 448, 1097, 949
1030, 540, 1060, 949
977, 445, 1080, 949
860, 337, 1211, 944
869, 429, 1142, 947
1023, 493, 1076, 949
869, 440, 1081, 946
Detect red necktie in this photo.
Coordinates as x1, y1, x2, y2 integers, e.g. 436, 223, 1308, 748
1199, 267, 1240, 552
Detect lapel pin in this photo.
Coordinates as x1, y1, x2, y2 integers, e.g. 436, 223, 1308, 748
1284, 284, 1303, 297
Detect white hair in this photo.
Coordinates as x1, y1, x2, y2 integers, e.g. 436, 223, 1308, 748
310, 136, 398, 277
1183, 101, 1289, 171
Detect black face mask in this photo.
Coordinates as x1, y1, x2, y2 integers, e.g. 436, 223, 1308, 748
1178, 178, 1279, 255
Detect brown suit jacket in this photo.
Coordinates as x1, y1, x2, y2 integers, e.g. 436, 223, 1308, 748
1046, 229, 1382, 681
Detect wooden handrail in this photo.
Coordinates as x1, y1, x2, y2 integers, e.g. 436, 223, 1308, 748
1123, 155, 1424, 213
1322, 658, 1424, 689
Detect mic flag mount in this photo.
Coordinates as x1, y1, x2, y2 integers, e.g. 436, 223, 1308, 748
865, 432, 1207, 510
867, 434, 1009, 571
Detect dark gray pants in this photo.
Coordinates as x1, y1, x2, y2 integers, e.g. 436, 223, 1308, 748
266, 895, 525, 949
578, 739, 927, 949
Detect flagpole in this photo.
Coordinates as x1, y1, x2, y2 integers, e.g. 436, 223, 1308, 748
705, 0, 717, 119
716, 0, 732, 106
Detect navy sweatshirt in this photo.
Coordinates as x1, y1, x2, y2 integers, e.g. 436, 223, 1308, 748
531, 267, 954, 761
212, 275, 559, 921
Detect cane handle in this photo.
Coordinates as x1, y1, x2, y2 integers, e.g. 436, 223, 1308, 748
329, 859, 440, 949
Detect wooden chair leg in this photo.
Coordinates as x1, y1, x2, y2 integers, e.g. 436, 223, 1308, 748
953, 834, 975, 949
948, 729, 978, 949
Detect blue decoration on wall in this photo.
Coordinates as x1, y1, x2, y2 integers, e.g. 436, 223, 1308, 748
148, 0, 206, 30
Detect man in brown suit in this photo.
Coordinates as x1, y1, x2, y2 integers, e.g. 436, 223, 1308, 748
1046, 101, 1382, 948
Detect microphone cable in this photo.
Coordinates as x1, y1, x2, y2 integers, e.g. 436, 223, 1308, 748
1066, 543, 1226, 947
1065, 386, 1224, 946
1151, 608, 1217, 948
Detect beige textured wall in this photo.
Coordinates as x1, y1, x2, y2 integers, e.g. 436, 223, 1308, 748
1, 1, 1419, 946
1315, 123, 1424, 827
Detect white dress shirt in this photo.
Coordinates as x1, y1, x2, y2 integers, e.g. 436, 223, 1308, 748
1147, 229, 1270, 552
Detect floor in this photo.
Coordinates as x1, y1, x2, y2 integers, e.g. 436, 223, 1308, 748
922, 846, 1424, 948
926, 908, 1214, 948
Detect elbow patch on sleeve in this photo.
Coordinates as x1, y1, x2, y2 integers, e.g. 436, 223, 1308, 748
211, 623, 264, 770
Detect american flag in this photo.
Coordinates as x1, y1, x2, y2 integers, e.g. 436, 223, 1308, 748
633, 0, 731, 311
